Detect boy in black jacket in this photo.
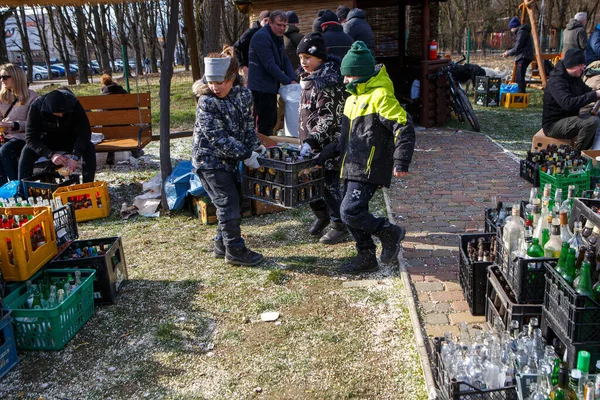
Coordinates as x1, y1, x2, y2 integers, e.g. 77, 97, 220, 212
318, 41, 415, 273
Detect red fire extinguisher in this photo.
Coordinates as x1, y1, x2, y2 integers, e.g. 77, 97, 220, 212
429, 40, 438, 60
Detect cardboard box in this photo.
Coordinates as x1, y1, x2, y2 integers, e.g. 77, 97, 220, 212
582, 150, 600, 166
531, 129, 574, 152
191, 196, 252, 225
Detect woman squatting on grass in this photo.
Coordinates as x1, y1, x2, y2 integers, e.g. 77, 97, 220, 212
192, 46, 266, 266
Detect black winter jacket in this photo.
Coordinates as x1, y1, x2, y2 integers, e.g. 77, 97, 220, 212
284, 25, 304, 71
233, 21, 261, 68
322, 23, 354, 61
26, 89, 92, 159
506, 24, 534, 62
298, 58, 346, 151
343, 9, 375, 50
101, 83, 128, 95
542, 61, 597, 133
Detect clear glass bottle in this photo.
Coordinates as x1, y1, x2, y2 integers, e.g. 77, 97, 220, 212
545, 218, 563, 258
559, 211, 572, 242
568, 221, 585, 259
560, 185, 576, 217
552, 188, 563, 216
534, 204, 551, 244
503, 204, 526, 259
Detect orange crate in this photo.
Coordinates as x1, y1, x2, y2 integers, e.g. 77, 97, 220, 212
501, 93, 529, 109
0, 206, 58, 281
52, 182, 110, 222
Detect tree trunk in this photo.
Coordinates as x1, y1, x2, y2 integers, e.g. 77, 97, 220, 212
202, 0, 221, 55
91, 6, 110, 73
0, 10, 13, 63
46, 7, 71, 75
183, 0, 200, 81
160, 0, 179, 211
113, 4, 130, 77
74, 7, 89, 84
15, 7, 33, 83
32, 7, 52, 79
126, 3, 143, 75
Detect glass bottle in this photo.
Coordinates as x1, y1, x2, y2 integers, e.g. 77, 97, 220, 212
576, 261, 595, 298
542, 228, 551, 247
569, 221, 585, 259
545, 218, 563, 258
528, 238, 545, 258
503, 204, 526, 259
549, 362, 578, 400
552, 188, 563, 216
534, 204, 551, 245
556, 242, 570, 275
560, 185, 576, 217
577, 350, 591, 396
562, 248, 577, 285
542, 183, 552, 209
559, 211, 572, 242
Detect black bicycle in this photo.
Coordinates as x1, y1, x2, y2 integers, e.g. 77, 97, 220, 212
430, 56, 481, 132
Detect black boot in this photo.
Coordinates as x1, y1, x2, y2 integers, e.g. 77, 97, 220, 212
309, 210, 330, 235
319, 221, 350, 244
214, 238, 225, 259
225, 245, 264, 266
376, 221, 406, 264
340, 248, 378, 274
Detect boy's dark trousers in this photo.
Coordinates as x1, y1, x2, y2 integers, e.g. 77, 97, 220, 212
197, 169, 244, 247
309, 169, 343, 222
340, 179, 386, 250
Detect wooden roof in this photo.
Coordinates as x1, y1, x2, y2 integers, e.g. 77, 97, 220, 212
2, 0, 139, 5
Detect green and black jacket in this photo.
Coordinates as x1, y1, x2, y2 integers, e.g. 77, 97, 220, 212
337, 65, 415, 188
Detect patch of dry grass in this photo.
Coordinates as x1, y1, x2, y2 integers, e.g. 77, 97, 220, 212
0, 138, 426, 399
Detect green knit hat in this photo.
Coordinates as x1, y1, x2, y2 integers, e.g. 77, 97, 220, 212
341, 41, 375, 77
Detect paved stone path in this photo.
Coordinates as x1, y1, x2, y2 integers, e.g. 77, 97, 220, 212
387, 128, 532, 339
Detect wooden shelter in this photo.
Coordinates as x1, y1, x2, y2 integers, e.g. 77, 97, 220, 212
236, 0, 450, 128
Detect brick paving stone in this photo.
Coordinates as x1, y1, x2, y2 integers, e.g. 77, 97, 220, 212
410, 274, 425, 282
417, 291, 430, 302
451, 300, 471, 311
430, 291, 465, 302
414, 282, 444, 292
424, 324, 460, 338
448, 312, 487, 325
422, 302, 451, 313
444, 282, 462, 292
425, 313, 449, 325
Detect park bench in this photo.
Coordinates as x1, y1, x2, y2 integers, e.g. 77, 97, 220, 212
77, 93, 152, 152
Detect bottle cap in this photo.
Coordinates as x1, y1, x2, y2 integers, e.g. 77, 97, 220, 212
577, 350, 590, 373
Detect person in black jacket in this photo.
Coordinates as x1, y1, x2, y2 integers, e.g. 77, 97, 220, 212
319, 10, 354, 60
18, 89, 96, 186
100, 74, 128, 95
284, 11, 303, 71
542, 49, 600, 150
233, 10, 270, 81
343, 9, 375, 51
502, 17, 534, 93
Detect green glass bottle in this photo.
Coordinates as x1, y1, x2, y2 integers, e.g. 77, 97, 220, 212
556, 242, 570, 274
542, 228, 551, 247
593, 275, 600, 303
32, 292, 42, 309
552, 358, 561, 386
549, 362, 578, 400
562, 248, 577, 285
527, 237, 545, 258
576, 261, 595, 298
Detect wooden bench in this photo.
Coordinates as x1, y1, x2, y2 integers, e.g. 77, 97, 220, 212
77, 93, 152, 152
531, 128, 574, 152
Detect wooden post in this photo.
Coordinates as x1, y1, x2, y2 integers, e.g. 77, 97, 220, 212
524, 0, 547, 86
421, 0, 430, 61
159, 0, 179, 211
183, 0, 201, 82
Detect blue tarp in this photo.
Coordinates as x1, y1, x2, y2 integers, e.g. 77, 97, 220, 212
0, 181, 19, 199
164, 161, 207, 211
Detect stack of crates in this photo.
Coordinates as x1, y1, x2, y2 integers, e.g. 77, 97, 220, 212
21, 172, 80, 201
474, 76, 501, 107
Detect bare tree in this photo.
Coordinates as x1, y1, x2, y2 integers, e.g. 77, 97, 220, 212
0, 8, 13, 63
14, 7, 33, 82
31, 7, 53, 77
46, 7, 71, 77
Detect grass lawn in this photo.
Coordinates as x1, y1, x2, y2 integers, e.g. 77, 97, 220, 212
1, 106, 425, 397
446, 88, 543, 158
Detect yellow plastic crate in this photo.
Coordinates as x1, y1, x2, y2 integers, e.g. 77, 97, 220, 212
53, 181, 110, 222
0, 206, 58, 281
502, 93, 529, 109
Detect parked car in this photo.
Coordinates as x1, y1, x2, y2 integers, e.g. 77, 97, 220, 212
22, 65, 49, 81
52, 63, 78, 75
50, 66, 64, 77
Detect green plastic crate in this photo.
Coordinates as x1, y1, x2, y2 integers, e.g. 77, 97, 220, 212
2, 269, 95, 350
539, 169, 590, 202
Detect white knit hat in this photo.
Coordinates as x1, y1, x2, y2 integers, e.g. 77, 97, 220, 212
204, 57, 231, 82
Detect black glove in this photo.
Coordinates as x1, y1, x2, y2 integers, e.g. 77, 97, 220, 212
316, 143, 337, 166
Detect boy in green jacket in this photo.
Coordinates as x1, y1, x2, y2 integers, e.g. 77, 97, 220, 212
318, 41, 416, 273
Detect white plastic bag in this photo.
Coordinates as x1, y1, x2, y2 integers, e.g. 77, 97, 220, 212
279, 84, 301, 137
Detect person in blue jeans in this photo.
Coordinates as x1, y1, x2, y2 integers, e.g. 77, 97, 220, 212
318, 41, 415, 273
192, 46, 265, 266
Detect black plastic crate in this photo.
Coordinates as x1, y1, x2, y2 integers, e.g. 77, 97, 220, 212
53, 203, 78, 252
458, 233, 495, 316
496, 239, 555, 304
432, 336, 518, 400
247, 147, 324, 184
48, 237, 127, 305
243, 175, 324, 208
484, 208, 497, 233
541, 309, 600, 370
519, 159, 540, 186
486, 265, 542, 332
21, 172, 80, 200
543, 262, 600, 343
570, 198, 600, 231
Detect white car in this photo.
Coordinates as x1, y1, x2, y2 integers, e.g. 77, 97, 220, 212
23, 65, 49, 80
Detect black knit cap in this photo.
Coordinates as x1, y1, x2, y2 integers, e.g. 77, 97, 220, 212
336, 5, 350, 21
320, 10, 339, 24
297, 32, 328, 60
286, 11, 299, 24
563, 48, 586, 68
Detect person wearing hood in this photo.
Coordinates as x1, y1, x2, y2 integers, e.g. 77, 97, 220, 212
343, 9, 375, 51
562, 12, 588, 56
248, 10, 296, 136
297, 32, 349, 245
284, 11, 303, 71
100, 74, 127, 95
586, 22, 600, 64
312, 9, 325, 33
542, 48, 600, 150
233, 10, 270, 81
336, 5, 350, 24
502, 17, 534, 93
320, 10, 354, 60
317, 41, 415, 273
18, 88, 96, 187
192, 46, 265, 266
0, 63, 39, 185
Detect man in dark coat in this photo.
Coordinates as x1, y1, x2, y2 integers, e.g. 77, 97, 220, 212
343, 8, 375, 51
502, 17, 534, 93
19, 89, 96, 185
233, 10, 270, 81
248, 10, 296, 136
542, 49, 600, 150
562, 12, 588, 56
284, 11, 303, 71
319, 10, 354, 60
312, 10, 325, 33
586, 23, 600, 65
336, 5, 350, 24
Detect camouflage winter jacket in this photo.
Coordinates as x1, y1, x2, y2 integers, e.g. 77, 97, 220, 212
298, 58, 346, 152
192, 80, 260, 172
